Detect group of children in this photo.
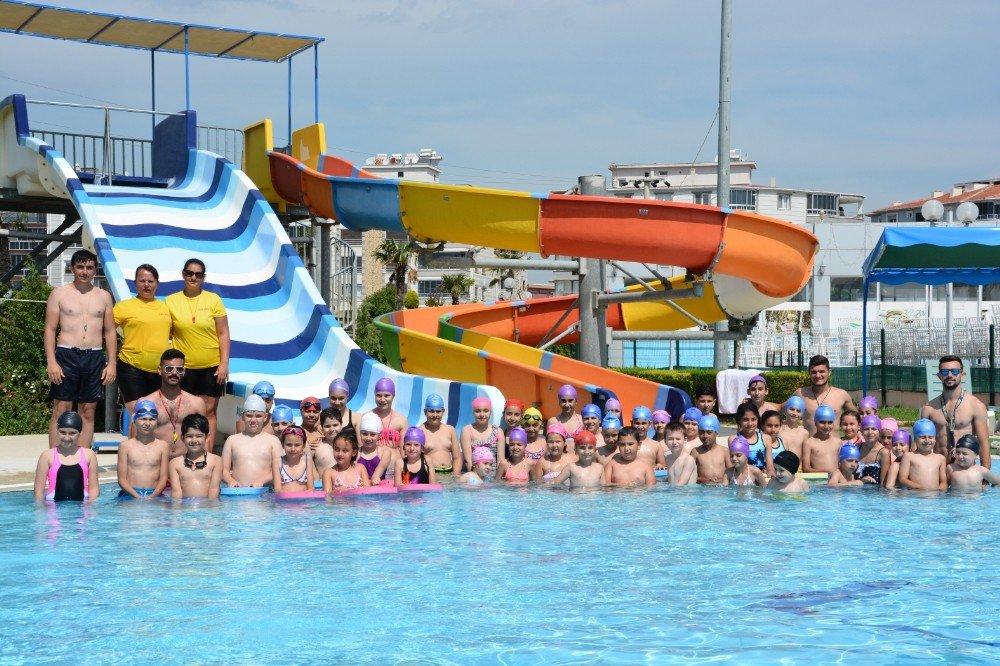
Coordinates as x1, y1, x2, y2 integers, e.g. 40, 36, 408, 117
33, 374, 997, 502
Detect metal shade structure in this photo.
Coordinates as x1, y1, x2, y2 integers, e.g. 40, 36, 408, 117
860, 226, 1000, 392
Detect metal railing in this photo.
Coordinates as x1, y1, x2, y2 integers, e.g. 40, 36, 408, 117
197, 125, 244, 169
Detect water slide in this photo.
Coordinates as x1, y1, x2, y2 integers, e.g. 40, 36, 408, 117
265, 123, 818, 419
0, 94, 504, 431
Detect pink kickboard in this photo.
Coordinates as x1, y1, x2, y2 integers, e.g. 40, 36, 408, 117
274, 490, 327, 500
336, 485, 399, 498
397, 483, 444, 493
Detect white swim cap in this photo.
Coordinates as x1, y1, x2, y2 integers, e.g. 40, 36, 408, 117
359, 412, 383, 434
243, 394, 268, 413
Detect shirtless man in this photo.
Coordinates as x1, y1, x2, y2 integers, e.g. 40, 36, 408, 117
691, 414, 731, 484
328, 378, 360, 431
792, 355, 856, 435
801, 405, 839, 474
778, 396, 809, 458
547, 385, 583, 439
44, 249, 116, 448
221, 395, 282, 487
920, 355, 991, 469
140, 350, 207, 459
896, 419, 947, 490
603, 426, 656, 487
419, 393, 463, 476
116, 400, 170, 499
169, 413, 222, 499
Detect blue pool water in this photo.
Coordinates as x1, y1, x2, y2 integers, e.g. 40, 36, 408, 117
1, 483, 998, 663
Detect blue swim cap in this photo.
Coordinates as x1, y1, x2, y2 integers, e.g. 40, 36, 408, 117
683, 407, 703, 423
582, 404, 602, 419
633, 405, 652, 421
785, 396, 805, 412
252, 380, 275, 398
839, 443, 861, 461
424, 393, 445, 410
132, 399, 158, 422
698, 414, 720, 432
814, 405, 836, 423
272, 405, 294, 423
601, 414, 622, 430
913, 419, 936, 438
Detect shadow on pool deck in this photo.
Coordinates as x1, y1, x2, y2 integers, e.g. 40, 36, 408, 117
0, 432, 122, 490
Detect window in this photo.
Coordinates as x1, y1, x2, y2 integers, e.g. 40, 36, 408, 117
886, 213, 897, 223
778, 193, 790, 210
655, 192, 673, 201
418, 279, 446, 298
932, 283, 980, 302
729, 189, 757, 211
830, 277, 873, 302
789, 281, 811, 302
977, 201, 999, 219
881, 282, 926, 302
693, 191, 712, 205
808, 193, 838, 215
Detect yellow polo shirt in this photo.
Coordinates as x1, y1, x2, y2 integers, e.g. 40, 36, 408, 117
166, 290, 227, 369
113, 297, 172, 372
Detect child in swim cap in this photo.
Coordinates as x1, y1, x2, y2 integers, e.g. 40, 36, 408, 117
274, 425, 315, 493
598, 414, 622, 462
460, 447, 495, 485
520, 408, 546, 462
879, 417, 899, 449
581, 404, 603, 437
168, 413, 222, 500
766, 450, 809, 494
856, 414, 889, 485
664, 422, 697, 486
681, 407, 703, 448
725, 436, 766, 487
779, 396, 809, 458
692, 414, 729, 485
323, 427, 371, 493
502, 399, 524, 434
356, 411, 397, 485
369, 377, 408, 449
547, 431, 605, 488
533, 424, 573, 483
310, 407, 343, 480
395, 427, 435, 485
604, 398, 622, 420
650, 409, 671, 452
828, 443, 864, 487
631, 406, 653, 440
460, 397, 504, 477
420, 393, 463, 478
327, 378, 357, 430
270, 404, 296, 438
117, 399, 170, 499
34, 411, 99, 502
802, 405, 839, 474
884, 430, 911, 489
548, 385, 583, 442
947, 435, 1000, 490
221, 395, 281, 489
497, 427, 531, 484
896, 419, 947, 491
858, 395, 878, 417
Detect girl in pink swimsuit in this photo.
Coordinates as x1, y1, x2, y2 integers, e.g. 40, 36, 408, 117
460, 397, 505, 476
34, 411, 99, 502
369, 377, 407, 449
322, 428, 371, 493
520, 408, 546, 461
497, 426, 531, 483
532, 424, 574, 483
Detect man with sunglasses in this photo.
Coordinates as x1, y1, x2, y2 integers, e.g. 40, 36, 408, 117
921, 355, 991, 469
139, 350, 207, 459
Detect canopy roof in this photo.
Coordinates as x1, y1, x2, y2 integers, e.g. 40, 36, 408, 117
0, 0, 322, 62
862, 226, 1000, 286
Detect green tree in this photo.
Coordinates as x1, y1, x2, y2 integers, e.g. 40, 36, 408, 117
0, 268, 53, 435
373, 238, 418, 310
354, 285, 397, 362
403, 290, 420, 309
425, 295, 444, 307
440, 273, 476, 305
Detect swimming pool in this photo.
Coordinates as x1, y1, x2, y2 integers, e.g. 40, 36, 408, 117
1, 484, 997, 663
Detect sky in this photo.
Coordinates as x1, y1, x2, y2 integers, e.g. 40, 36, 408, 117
1, 0, 997, 212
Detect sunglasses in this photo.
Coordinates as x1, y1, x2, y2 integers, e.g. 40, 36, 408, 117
183, 269, 205, 279
163, 366, 186, 374
938, 368, 962, 376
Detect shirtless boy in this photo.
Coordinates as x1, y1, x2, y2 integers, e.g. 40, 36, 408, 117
681, 407, 702, 452
549, 431, 604, 488
598, 414, 621, 458
947, 435, 1000, 490
801, 405, 839, 474
270, 404, 295, 438
632, 406, 667, 469
694, 384, 717, 416
168, 414, 222, 499
548, 384, 583, 438
766, 451, 809, 494
896, 419, 947, 490
603, 426, 656, 487
236, 381, 275, 434
221, 395, 282, 487
778, 396, 809, 457
140, 350, 207, 459
116, 400, 169, 498
311, 407, 341, 478
299, 396, 324, 447
420, 393, 463, 476
746, 375, 782, 414
327, 378, 360, 430
921, 355, 991, 469
792, 355, 857, 435
664, 423, 697, 486
45, 249, 116, 448
580, 404, 603, 439
691, 414, 731, 485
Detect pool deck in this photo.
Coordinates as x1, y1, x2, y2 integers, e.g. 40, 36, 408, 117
0, 433, 122, 492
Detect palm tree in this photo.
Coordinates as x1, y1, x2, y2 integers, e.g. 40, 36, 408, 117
373, 238, 418, 310
440, 273, 476, 305
488, 249, 524, 299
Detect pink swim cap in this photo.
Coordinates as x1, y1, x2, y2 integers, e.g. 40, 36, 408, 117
374, 378, 395, 395
472, 446, 494, 464
652, 409, 671, 424
557, 384, 577, 399
472, 397, 491, 411
546, 423, 569, 439
404, 427, 426, 447
880, 417, 899, 433
729, 436, 751, 457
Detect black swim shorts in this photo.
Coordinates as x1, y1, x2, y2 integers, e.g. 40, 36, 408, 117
116, 361, 161, 403
49, 346, 105, 403
180, 366, 224, 398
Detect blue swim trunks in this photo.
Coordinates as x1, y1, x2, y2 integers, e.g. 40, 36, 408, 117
117, 488, 155, 498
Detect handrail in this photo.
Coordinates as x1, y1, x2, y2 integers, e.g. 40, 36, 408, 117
26, 99, 185, 116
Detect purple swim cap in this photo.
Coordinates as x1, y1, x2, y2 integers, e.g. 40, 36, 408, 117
404, 427, 426, 447
859, 395, 878, 412
507, 426, 528, 445
861, 414, 882, 430
652, 409, 670, 424
374, 377, 395, 395
328, 378, 350, 396
748, 374, 766, 387
892, 430, 911, 445
558, 384, 577, 399
728, 436, 750, 457
605, 398, 622, 412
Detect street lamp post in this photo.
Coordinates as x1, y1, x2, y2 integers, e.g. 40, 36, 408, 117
921, 199, 979, 354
